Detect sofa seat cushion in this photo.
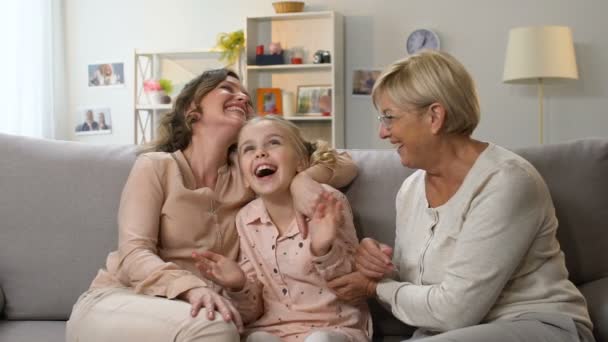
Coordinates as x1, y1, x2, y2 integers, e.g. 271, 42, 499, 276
0, 321, 65, 342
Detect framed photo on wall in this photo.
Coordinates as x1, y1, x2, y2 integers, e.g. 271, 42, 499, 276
352, 69, 381, 96
88, 62, 125, 87
256, 88, 283, 115
296, 85, 332, 116
75, 107, 112, 135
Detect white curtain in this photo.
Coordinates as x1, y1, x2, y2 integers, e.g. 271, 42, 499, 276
0, 0, 63, 139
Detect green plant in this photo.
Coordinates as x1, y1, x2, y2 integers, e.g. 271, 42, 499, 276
159, 79, 173, 94
215, 30, 245, 65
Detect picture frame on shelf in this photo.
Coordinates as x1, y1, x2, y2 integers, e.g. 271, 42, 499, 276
296, 85, 332, 116
256, 88, 283, 115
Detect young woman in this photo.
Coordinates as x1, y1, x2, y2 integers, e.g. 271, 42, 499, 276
194, 115, 370, 342
66, 70, 357, 342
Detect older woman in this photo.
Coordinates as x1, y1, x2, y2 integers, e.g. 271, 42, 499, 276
66, 69, 357, 342
329, 51, 595, 342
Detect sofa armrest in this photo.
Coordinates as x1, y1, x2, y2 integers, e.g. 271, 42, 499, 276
579, 277, 608, 342
0, 287, 4, 316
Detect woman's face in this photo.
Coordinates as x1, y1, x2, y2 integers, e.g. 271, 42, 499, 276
101, 64, 112, 76
196, 76, 253, 139
376, 92, 432, 169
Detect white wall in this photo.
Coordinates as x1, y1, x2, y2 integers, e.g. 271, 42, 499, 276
62, 0, 608, 149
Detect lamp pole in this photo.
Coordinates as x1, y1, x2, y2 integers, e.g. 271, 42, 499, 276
538, 78, 544, 145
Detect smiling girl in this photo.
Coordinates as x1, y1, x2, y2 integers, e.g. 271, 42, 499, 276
194, 115, 370, 342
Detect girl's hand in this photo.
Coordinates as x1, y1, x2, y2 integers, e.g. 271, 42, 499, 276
355, 238, 394, 279
178, 286, 243, 332
309, 192, 344, 256
327, 271, 377, 305
193, 251, 246, 291
290, 173, 326, 239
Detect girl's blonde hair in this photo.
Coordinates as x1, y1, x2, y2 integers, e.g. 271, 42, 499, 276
241, 115, 337, 170
140, 68, 240, 154
372, 50, 480, 136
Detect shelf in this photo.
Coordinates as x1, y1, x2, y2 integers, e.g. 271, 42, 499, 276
247, 64, 331, 71
136, 104, 172, 110
247, 11, 334, 21
245, 11, 343, 147
284, 115, 332, 121
135, 48, 221, 58
134, 47, 226, 144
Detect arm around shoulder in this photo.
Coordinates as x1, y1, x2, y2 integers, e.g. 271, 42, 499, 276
303, 151, 358, 188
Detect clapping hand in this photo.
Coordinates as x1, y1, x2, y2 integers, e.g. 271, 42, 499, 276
193, 251, 246, 291
309, 192, 344, 256
290, 172, 325, 239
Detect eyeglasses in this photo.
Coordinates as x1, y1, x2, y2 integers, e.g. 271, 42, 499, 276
376, 112, 399, 129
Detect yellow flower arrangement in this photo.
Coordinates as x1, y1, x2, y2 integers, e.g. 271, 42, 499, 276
215, 30, 245, 66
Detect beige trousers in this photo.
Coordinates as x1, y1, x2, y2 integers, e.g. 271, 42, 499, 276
66, 288, 240, 342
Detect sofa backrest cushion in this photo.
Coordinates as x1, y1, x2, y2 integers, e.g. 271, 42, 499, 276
0, 133, 136, 320
515, 138, 608, 285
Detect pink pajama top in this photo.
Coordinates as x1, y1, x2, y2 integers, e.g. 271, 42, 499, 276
229, 186, 371, 342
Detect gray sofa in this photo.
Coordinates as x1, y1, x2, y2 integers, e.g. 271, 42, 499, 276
0, 132, 606, 342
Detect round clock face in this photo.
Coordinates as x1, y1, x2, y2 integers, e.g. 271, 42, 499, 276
406, 29, 440, 55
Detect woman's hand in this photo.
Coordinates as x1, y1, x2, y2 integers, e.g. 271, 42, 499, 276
356, 238, 394, 279
290, 172, 326, 239
327, 271, 377, 305
193, 251, 246, 291
178, 286, 243, 332
309, 192, 344, 256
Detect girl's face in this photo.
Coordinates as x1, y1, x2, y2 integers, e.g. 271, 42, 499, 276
196, 76, 254, 139
238, 121, 304, 198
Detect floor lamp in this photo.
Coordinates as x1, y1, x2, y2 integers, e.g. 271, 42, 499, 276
503, 26, 579, 144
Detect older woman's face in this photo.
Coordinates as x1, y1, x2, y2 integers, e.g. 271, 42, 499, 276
377, 92, 431, 169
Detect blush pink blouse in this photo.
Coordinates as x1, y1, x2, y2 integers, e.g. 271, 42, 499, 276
229, 186, 371, 342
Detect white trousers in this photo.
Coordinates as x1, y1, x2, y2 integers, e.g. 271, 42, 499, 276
406, 312, 594, 342
66, 288, 240, 342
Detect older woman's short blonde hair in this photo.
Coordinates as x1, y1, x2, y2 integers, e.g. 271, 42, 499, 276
372, 50, 480, 136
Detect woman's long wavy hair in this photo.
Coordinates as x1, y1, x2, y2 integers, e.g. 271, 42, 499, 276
140, 68, 239, 154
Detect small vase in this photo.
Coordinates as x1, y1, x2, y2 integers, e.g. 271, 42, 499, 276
282, 91, 294, 117
144, 90, 166, 105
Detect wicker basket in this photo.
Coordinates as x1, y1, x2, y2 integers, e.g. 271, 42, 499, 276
272, 1, 305, 13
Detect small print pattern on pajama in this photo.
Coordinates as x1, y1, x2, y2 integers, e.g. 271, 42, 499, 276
229, 186, 371, 342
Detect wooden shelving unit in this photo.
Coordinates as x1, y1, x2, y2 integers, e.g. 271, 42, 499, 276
245, 11, 344, 147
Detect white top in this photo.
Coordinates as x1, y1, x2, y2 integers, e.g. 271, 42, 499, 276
376, 143, 592, 333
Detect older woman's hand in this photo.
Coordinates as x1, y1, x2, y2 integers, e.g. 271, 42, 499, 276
356, 238, 394, 279
328, 271, 377, 305
178, 287, 243, 332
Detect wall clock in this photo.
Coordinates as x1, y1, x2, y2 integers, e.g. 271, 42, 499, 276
406, 29, 440, 55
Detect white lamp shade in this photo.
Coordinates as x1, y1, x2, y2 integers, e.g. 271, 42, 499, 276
503, 26, 578, 82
